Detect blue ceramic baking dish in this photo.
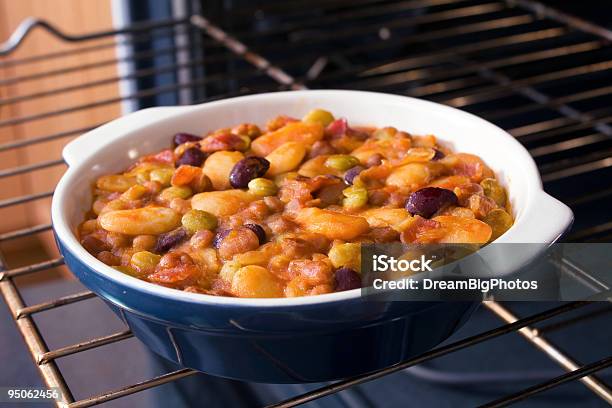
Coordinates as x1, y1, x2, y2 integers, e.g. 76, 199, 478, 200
51, 91, 573, 382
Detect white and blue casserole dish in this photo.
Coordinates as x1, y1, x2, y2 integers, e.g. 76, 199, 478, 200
51, 90, 573, 383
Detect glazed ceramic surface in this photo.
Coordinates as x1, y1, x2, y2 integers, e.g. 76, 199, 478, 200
51, 91, 573, 382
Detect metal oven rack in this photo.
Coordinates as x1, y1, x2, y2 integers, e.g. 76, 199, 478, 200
1, 0, 611, 406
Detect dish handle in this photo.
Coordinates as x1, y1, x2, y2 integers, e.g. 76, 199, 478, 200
63, 106, 190, 167
471, 190, 573, 278
503, 190, 574, 244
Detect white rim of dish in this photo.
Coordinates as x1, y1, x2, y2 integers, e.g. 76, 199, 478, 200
52, 90, 559, 308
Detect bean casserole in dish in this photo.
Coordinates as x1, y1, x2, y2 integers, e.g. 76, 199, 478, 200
78, 109, 514, 298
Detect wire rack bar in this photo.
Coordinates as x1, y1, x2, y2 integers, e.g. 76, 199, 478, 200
568, 221, 612, 242
66, 368, 197, 408
519, 115, 612, 144
0, 39, 195, 87
479, 357, 612, 408
0, 223, 53, 242
0, 125, 101, 152
38, 330, 134, 365
538, 147, 612, 175
0, 55, 254, 109
0, 21, 204, 69
0, 159, 65, 179
566, 187, 612, 207
537, 305, 612, 334
508, 0, 612, 41
15, 291, 96, 319
0, 191, 54, 209
190, 15, 305, 89
0, 40, 118, 68
482, 301, 612, 403
528, 133, 608, 158
481, 85, 612, 121
510, 112, 609, 138
0, 17, 189, 56
0, 257, 65, 280
542, 157, 612, 183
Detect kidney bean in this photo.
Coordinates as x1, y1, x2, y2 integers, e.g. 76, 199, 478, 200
176, 147, 206, 167
229, 157, 270, 188
344, 165, 365, 185
405, 187, 458, 218
432, 149, 445, 161
173, 132, 202, 147
334, 267, 361, 291
212, 229, 230, 249
155, 228, 187, 253
243, 223, 266, 245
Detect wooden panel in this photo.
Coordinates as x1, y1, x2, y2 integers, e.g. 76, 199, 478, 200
0, 0, 121, 265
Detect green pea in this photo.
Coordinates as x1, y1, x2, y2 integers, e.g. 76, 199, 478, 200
481, 178, 507, 206
302, 109, 335, 127
130, 251, 161, 272
149, 168, 174, 186
181, 209, 218, 234
113, 265, 142, 277
325, 155, 360, 171
342, 186, 368, 209
483, 209, 513, 241
328, 243, 361, 270
219, 259, 241, 282
248, 178, 278, 197
160, 186, 192, 201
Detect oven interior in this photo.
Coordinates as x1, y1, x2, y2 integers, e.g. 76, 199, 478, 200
0, 0, 610, 407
